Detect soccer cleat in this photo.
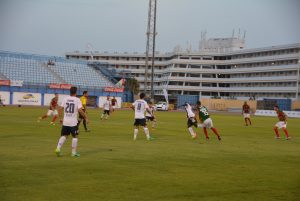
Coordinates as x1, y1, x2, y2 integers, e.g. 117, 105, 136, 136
206, 137, 210, 140
148, 136, 155, 141
72, 153, 80, 157
286, 136, 291, 140
192, 133, 197, 139
217, 136, 221, 141
275, 136, 281, 139
37, 117, 42, 123
85, 129, 91, 132
55, 148, 61, 157
50, 122, 55, 126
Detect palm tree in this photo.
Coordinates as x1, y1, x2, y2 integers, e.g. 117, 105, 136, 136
125, 78, 140, 95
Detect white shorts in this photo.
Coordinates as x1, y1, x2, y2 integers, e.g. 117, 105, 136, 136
112, 106, 116, 109
243, 113, 250, 118
47, 109, 58, 116
275, 121, 287, 129
202, 118, 213, 129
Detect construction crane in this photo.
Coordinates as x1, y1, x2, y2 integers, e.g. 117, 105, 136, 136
144, 0, 157, 100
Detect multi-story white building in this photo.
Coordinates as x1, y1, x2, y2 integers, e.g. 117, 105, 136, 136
66, 39, 300, 100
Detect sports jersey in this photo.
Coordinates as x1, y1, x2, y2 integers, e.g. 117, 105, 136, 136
242, 104, 250, 113
61, 96, 82, 127
80, 96, 87, 109
50, 98, 58, 110
111, 98, 117, 106
198, 106, 210, 121
103, 100, 111, 110
132, 99, 149, 119
184, 103, 195, 118
277, 110, 286, 121
146, 106, 155, 117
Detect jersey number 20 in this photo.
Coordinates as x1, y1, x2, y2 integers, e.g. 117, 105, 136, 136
65, 103, 75, 113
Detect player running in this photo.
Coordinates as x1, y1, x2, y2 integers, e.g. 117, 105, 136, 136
183, 102, 198, 139
111, 96, 118, 112
242, 101, 252, 126
38, 93, 59, 125
77, 91, 90, 132
145, 101, 157, 129
273, 105, 290, 140
196, 101, 221, 141
131, 93, 154, 141
101, 96, 111, 120
0, 95, 5, 107
55, 86, 88, 157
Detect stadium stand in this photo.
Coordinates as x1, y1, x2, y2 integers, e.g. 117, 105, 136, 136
0, 51, 113, 88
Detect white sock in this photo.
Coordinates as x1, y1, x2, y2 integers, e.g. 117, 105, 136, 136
134, 129, 138, 140
101, 114, 104, 119
72, 138, 78, 154
143, 127, 150, 139
188, 127, 195, 136
57, 136, 66, 150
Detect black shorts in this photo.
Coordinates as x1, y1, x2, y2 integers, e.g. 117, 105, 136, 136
61, 126, 79, 137
187, 117, 198, 128
103, 110, 110, 115
79, 109, 86, 119
146, 116, 155, 121
134, 118, 147, 127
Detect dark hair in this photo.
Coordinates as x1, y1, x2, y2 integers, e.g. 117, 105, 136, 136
140, 93, 145, 99
83, 91, 88, 95
149, 101, 152, 104
274, 105, 279, 108
70, 86, 77, 95
54, 93, 58, 95
197, 101, 201, 105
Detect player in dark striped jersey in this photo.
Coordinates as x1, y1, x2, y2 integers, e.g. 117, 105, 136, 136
196, 101, 221, 141
274, 105, 290, 140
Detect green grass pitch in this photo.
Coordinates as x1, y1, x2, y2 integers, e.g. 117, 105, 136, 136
0, 107, 299, 201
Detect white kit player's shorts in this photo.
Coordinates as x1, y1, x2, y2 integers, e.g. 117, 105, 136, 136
112, 105, 116, 109
243, 113, 250, 119
47, 109, 58, 116
203, 118, 214, 129
275, 121, 287, 129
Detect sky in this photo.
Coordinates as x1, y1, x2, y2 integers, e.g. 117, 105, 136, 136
0, 0, 299, 56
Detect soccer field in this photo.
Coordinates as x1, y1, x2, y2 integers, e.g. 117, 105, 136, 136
0, 107, 299, 201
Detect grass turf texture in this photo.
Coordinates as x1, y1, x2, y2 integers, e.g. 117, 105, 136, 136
0, 107, 299, 201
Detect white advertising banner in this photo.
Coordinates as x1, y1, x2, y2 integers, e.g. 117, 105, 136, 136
0, 91, 10, 105
10, 80, 24, 87
98, 96, 122, 108
255, 110, 300, 118
44, 94, 69, 106
13, 92, 42, 106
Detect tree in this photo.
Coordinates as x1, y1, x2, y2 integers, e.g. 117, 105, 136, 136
125, 78, 140, 95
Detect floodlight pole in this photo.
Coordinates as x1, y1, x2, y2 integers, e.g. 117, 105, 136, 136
144, 0, 157, 100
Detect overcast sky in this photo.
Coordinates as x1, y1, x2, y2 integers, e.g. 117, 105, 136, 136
0, 0, 299, 56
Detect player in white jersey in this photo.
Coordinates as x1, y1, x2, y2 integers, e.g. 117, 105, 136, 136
145, 101, 157, 129
101, 96, 111, 120
131, 93, 154, 141
184, 102, 198, 139
55, 87, 88, 157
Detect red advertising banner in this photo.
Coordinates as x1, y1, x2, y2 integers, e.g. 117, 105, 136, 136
49, 83, 72, 89
104, 87, 124, 92
60, 84, 72, 89
0, 80, 10, 86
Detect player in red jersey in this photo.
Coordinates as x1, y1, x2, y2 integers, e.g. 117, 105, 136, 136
38, 93, 59, 125
242, 101, 252, 126
111, 96, 118, 112
273, 105, 290, 140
